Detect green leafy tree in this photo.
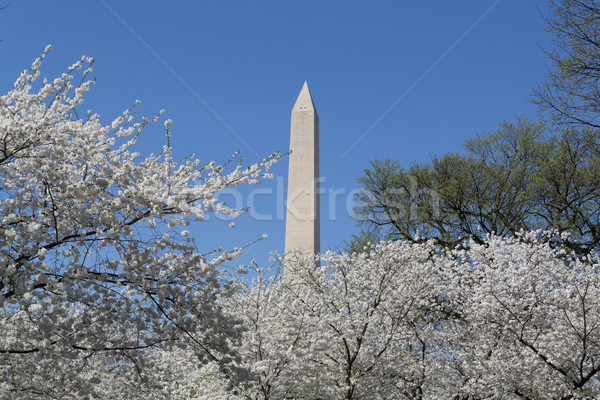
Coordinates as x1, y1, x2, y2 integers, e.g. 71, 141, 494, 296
355, 118, 600, 256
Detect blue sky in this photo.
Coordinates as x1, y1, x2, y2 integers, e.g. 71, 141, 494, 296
0, 1, 552, 268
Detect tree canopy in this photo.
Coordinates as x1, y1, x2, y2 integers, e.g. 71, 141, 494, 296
7, 0, 600, 397
139, 235, 600, 399
0, 47, 278, 397
355, 118, 600, 255
354, 0, 600, 256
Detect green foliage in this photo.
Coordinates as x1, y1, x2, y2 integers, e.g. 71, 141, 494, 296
341, 228, 383, 254
355, 117, 600, 256
355, 0, 600, 256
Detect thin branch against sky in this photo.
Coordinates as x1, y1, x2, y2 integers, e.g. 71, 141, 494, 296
341, 0, 503, 159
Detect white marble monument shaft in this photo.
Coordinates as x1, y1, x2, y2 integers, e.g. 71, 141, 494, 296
284, 82, 320, 255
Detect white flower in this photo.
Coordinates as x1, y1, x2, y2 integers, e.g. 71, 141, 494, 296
28, 303, 43, 313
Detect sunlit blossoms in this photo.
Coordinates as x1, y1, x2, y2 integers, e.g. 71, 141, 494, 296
0, 49, 278, 398
4, 51, 600, 400
148, 235, 600, 399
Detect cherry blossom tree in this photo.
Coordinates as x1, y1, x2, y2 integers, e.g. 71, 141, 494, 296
5, 48, 600, 400
192, 244, 448, 400
279, 246, 444, 399
445, 233, 600, 398
0, 47, 279, 398
226, 260, 310, 399
171, 235, 600, 399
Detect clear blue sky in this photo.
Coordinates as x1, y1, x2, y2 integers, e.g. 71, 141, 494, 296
0, 1, 552, 268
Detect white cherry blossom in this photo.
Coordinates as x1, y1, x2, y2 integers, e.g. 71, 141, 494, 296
0, 48, 278, 398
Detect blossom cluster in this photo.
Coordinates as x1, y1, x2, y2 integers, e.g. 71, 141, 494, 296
3, 50, 600, 400
154, 235, 600, 399
0, 49, 278, 398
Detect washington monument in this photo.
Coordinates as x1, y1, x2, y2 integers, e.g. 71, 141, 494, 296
284, 82, 320, 256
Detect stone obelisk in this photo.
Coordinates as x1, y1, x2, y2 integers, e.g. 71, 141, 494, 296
284, 81, 320, 256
